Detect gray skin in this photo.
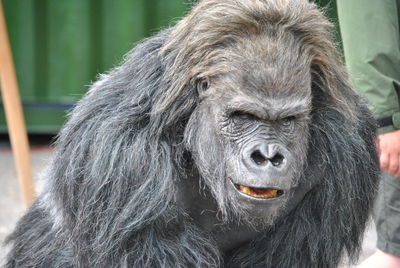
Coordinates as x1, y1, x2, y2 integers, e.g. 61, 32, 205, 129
179, 62, 314, 252
179, 171, 312, 253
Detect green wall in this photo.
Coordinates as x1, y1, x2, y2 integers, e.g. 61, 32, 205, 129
0, 0, 339, 133
0, 0, 187, 133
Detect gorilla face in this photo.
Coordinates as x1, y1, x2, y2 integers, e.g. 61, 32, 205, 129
185, 49, 313, 225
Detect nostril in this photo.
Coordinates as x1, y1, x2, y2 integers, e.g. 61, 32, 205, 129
269, 153, 284, 167
250, 150, 268, 166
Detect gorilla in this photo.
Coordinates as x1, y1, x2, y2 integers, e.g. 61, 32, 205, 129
5, 0, 379, 267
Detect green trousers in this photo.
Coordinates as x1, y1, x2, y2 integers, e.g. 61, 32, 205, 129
337, 0, 400, 134
337, 0, 400, 256
374, 173, 400, 256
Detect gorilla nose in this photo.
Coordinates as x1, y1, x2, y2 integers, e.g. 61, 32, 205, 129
244, 143, 287, 170
251, 150, 284, 167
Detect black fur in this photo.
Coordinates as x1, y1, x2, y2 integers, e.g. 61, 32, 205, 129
5, 1, 379, 267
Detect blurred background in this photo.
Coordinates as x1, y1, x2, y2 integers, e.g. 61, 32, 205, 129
2, 1, 373, 266
0, 0, 190, 135
0, 0, 339, 134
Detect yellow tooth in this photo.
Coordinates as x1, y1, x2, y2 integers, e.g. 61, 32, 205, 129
263, 189, 278, 198
238, 185, 278, 198
239, 185, 251, 195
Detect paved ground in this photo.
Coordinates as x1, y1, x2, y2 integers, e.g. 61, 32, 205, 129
0, 147, 52, 265
0, 148, 376, 266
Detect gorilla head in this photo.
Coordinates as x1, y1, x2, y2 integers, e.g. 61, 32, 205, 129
184, 37, 313, 225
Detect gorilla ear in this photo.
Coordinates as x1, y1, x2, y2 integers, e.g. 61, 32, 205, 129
195, 77, 210, 95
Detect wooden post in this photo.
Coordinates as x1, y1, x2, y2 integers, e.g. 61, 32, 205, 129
0, 1, 35, 207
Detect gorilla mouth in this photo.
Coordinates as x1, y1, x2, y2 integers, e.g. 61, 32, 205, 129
234, 184, 284, 199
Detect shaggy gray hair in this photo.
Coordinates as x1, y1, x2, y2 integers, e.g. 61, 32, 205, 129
5, 0, 379, 267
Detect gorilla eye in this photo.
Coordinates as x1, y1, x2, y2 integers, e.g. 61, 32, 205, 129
281, 116, 296, 126
196, 78, 210, 93
230, 110, 258, 121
